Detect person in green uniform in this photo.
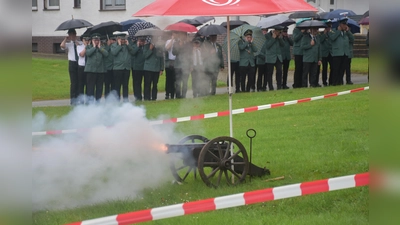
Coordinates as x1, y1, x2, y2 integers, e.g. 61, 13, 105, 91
111, 33, 134, 102
239, 29, 258, 92
301, 28, 322, 87
84, 33, 108, 104
280, 26, 293, 89
131, 37, 146, 101
172, 32, 192, 99
203, 35, 224, 95
293, 27, 306, 88
344, 29, 355, 85
319, 20, 333, 86
143, 36, 164, 101
255, 28, 268, 92
104, 35, 116, 98
265, 26, 284, 90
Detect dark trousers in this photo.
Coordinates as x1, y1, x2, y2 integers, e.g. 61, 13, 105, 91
267, 59, 283, 90
104, 69, 114, 98
192, 67, 203, 97
114, 69, 130, 101
68, 61, 79, 105
228, 61, 241, 92
320, 54, 332, 85
86, 72, 104, 103
293, 55, 303, 88
175, 68, 189, 98
209, 70, 218, 95
239, 65, 256, 92
282, 59, 290, 87
345, 58, 352, 83
143, 71, 160, 101
165, 64, 176, 98
331, 55, 348, 85
302, 62, 319, 87
256, 64, 267, 91
132, 69, 144, 101
77, 65, 87, 104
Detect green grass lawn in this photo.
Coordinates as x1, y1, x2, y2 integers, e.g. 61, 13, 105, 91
32, 84, 369, 225
32, 57, 369, 101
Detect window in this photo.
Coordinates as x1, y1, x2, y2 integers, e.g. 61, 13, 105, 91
74, 0, 81, 8
53, 43, 64, 54
32, 43, 38, 52
45, 0, 60, 10
307, 0, 316, 3
101, 0, 126, 10
32, 0, 38, 10
330, 0, 334, 5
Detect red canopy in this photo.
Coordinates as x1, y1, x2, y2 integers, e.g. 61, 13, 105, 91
133, 0, 317, 17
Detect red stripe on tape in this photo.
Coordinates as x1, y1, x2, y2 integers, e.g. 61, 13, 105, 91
324, 93, 338, 98
65, 222, 81, 225
163, 118, 178, 123
298, 98, 311, 103
243, 188, 274, 205
190, 114, 205, 121
350, 87, 366, 93
300, 179, 329, 195
355, 172, 369, 187
47, 130, 62, 135
217, 110, 230, 117
244, 106, 259, 112
271, 102, 285, 108
183, 198, 216, 215
117, 209, 152, 225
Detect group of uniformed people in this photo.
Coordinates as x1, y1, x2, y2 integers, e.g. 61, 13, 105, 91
61, 18, 355, 105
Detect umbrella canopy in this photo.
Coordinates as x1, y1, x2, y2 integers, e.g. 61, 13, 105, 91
332, 18, 360, 34
220, 20, 249, 30
296, 19, 327, 28
363, 10, 369, 18
127, 21, 158, 40
179, 19, 203, 27
193, 16, 215, 24
289, 11, 320, 19
222, 24, 266, 62
256, 14, 295, 29
133, 0, 317, 16
164, 22, 198, 32
55, 18, 93, 31
134, 27, 164, 37
359, 16, 369, 25
87, 21, 122, 36
197, 24, 227, 36
120, 19, 146, 31
321, 9, 357, 19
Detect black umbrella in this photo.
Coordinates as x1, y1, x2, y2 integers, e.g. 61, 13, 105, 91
179, 19, 203, 27
321, 9, 357, 19
363, 10, 369, 18
289, 11, 320, 19
220, 20, 249, 30
193, 16, 215, 24
297, 20, 327, 28
89, 21, 122, 36
55, 18, 93, 31
135, 27, 164, 37
197, 24, 227, 36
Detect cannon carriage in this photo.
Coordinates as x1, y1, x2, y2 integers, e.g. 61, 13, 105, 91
166, 135, 270, 187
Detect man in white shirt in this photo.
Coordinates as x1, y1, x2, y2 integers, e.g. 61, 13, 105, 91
60, 28, 82, 106
76, 34, 89, 104
164, 32, 177, 99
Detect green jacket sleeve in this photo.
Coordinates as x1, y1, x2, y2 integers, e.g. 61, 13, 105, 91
85, 45, 96, 56
111, 44, 122, 56
238, 39, 248, 50
347, 31, 354, 44
143, 45, 154, 59
99, 47, 109, 57
301, 35, 312, 50
329, 30, 341, 41
265, 34, 276, 49
293, 29, 303, 42
287, 37, 294, 46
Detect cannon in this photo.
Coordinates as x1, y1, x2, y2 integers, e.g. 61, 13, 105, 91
166, 134, 270, 187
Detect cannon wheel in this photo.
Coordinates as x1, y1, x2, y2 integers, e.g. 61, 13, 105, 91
169, 135, 209, 182
198, 136, 249, 188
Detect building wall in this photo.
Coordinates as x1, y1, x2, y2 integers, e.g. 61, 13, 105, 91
308, 0, 369, 14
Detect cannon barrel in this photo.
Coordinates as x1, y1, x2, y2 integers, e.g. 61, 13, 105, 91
165, 143, 205, 154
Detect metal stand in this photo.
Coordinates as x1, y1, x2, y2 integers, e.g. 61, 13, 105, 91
246, 129, 256, 182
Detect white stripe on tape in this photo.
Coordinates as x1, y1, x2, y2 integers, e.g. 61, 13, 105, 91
214, 193, 245, 210
273, 183, 302, 200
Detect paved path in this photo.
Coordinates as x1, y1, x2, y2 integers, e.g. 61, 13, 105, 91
32, 73, 368, 107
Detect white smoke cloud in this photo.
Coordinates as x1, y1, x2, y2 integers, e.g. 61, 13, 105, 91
32, 102, 177, 211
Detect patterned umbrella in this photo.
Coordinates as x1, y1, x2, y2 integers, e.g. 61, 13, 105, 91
128, 21, 158, 41
120, 19, 146, 31
222, 24, 266, 62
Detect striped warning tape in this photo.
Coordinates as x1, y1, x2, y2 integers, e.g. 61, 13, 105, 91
65, 172, 369, 225
33, 86, 369, 136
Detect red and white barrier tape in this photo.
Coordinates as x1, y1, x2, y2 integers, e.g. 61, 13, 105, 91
33, 86, 369, 136
65, 172, 369, 225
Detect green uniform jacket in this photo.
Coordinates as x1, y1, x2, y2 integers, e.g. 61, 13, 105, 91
104, 45, 114, 71
111, 43, 134, 70
301, 33, 321, 63
203, 40, 224, 73
255, 40, 267, 65
143, 43, 164, 72
238, 39, 257, 67
347, 31, 355, 58
280, 36, 293, 61
319, 32, 332, 58
329, 29, 351, 57
172, 41, 192, 71
292, 28, 304, 56
264, 31, 284, 64
130, 41, 145, 71
84, 45, 108, 73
